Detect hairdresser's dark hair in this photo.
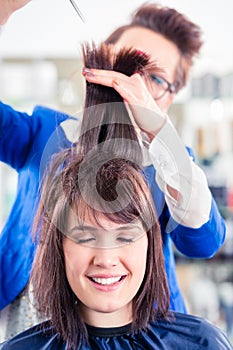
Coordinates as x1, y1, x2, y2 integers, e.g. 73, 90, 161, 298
31, 43, 170, 350
105, 2, 203, 89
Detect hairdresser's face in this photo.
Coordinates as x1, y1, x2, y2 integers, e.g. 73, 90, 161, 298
114, 27, 181, 112
63, 213, 148, 327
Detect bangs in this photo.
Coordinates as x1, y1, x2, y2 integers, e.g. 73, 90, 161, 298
67, 158, 157, 233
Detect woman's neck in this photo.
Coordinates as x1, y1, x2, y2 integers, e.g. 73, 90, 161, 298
80, 303, 133, 328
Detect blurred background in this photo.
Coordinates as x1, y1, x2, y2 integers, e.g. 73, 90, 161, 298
0, 0, 233, 342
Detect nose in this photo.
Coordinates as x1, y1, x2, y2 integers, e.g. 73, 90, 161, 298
93, 248, 119, 268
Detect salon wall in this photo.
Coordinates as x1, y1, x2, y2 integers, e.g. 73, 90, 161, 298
0, 0, 233, 342
0, 0, 233, 75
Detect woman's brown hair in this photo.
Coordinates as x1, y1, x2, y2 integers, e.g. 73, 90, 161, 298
31, 43, 170, 350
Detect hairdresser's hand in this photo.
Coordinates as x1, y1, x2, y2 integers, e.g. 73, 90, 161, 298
0, 0, 31, 25
82, 68, 167, 141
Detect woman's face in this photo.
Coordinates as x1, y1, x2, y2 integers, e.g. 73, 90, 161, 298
63, 211, 148, 327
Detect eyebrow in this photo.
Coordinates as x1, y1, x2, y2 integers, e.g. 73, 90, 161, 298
68, 223, 143, 234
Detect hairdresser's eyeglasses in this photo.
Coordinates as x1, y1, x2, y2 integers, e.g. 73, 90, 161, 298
149, 74, 179, 100
68, 0, 85, 22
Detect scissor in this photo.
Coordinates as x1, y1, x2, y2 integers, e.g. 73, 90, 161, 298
69, 0, 85, 22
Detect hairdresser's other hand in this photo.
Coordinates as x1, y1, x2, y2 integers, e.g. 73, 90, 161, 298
82, 68, 167, 141
0, 0, 31, 25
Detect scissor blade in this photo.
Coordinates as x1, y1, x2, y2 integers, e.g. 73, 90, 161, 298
69, 0, 85, 22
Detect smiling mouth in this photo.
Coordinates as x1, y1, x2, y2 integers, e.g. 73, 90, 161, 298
89, 276, 126, 286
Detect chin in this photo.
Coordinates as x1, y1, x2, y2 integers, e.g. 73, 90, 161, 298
92, 302, 123, 313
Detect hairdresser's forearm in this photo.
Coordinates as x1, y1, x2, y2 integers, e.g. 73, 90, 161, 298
149, 119, 212, 228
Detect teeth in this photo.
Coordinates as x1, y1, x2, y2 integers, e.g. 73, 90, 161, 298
92, 276, 122, 285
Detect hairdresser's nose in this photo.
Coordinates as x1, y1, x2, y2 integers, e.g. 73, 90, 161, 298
93, 248, 119, 268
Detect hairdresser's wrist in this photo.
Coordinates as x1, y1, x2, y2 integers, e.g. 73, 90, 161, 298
137, 94, 168, 140
140, 110, 168, 142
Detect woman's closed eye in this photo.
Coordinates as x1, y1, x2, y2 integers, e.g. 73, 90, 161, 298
116, 230, 145, 244
69, 232, 96, 244
116, 235, 135, 244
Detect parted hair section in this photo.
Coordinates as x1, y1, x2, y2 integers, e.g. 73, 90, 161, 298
79, 42, 160, 163
31, 43, 170, 350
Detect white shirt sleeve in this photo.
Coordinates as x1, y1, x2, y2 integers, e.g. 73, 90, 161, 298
0, 25, 4, 35
148, 118, 212, 228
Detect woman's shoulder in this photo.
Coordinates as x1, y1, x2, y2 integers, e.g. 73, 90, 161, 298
0, 321, 66, 350
148, 312, 232, 349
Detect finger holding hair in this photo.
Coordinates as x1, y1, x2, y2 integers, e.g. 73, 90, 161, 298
83, 68, 167, 139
